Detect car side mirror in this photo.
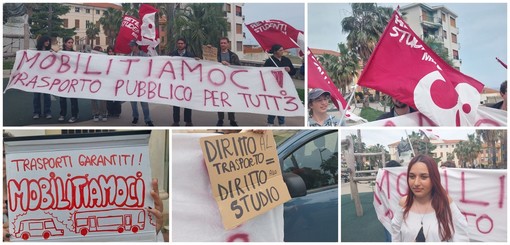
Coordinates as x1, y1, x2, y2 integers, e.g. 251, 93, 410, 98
283, 172, 307, 197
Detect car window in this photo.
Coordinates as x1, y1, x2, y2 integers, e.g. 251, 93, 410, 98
282, 131, 338, 190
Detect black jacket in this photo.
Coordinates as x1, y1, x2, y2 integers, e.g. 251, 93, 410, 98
263, 55, 296, 76
217, 49, 240, 65
168, 49, 195, 58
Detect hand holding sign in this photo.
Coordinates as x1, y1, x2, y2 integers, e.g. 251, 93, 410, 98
199, 131, 291, 229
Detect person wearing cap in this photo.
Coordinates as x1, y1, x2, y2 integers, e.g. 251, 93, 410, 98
376, 97, 416, 120
128, 39, 154, 126
308, 88, 343, 127
263, 44, 296, 126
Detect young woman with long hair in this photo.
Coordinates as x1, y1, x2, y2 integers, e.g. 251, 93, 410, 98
391, 154, 469, 242
58, 37, 80, 123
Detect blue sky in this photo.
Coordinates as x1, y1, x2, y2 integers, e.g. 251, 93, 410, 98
308, 3, 507, 90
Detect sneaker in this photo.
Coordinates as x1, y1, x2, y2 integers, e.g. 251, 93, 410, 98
146, 121, 154, 126
93, 115, 99, 122
102, 115, 108, 122
267, 123, 274, 127
132, 117, 138, 125
58, 116, 65, 122
45, 114, 52, 119
216, 120, 224, 126
185, 122, 194, 127
68, 117, 78, 123
230, 120, 238, 126
32, 114, 40, 119
172, 122, 180, 126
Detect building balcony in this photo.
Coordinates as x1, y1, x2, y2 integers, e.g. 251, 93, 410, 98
420, 16, 442, 29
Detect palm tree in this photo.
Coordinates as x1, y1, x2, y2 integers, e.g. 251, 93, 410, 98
476, 130, 500, 168
454, 134, 482, 168
85, 21, 100, 47
337, 42, 360, 94
341, 3, 393, 104
99, 7, 122, 47
173, 3, 228, 58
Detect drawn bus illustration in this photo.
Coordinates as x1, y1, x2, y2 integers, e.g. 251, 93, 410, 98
74, 208, 146, 236
16, 218, 65, 240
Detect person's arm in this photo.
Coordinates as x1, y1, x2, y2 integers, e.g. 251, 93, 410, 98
391, 196, 407, 242
231, 53, 241, 66
450, 202, 469, 242
146, 178, 164, 235
285, 57, 296, 76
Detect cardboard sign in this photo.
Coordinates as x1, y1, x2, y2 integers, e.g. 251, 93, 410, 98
4, 131, 157, 242
359, 107, 507, 127
172, 133, 284, 242
202, 45, 218, 61
5, 50, 303, 116
199, 131, 291, 229
374, 167, 507, 242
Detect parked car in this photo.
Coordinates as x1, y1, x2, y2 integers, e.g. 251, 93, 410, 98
278, 130, 338, 242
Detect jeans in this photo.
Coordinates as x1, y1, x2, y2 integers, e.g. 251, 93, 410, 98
173, 106, 192, 123
59, 97, 79, 117
131, 102, 151, 123
267, 115, 285, 125
33, 93, 51, 115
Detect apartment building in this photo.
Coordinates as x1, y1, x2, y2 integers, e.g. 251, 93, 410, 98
388, 139, 461, 166
400, 3, 461, 69
224, 3, 245, 58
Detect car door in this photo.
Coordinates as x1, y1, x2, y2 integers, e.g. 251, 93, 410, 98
279, 130, 338, 242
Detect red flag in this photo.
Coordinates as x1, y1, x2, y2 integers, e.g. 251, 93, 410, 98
138, 4, 160, 48
307, 48, 347, 111
245, 20, 303, 53
114, 15, 141, 54
357, 11, 485, 126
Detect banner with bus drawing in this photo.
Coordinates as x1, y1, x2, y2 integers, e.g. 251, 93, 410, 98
4, 131, 157, 241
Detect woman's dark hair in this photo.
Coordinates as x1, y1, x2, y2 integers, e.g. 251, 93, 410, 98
106, 46, 115, 55
62, 37, 74, 51
36, 35, 51, 51
404, 154, 454, 241
269, 44, 283, 54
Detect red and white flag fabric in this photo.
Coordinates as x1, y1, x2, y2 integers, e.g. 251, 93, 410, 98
307, 48, 346, 110
138, 4, 160, 47
357, 11, 485, 126
245, 19, 304, 53
420, 129, 440, 140
114, 15, 141, 54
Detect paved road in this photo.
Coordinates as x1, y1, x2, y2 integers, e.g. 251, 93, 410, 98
3, 71, 305, 127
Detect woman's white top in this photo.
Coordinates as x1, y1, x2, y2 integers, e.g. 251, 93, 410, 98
391, 202, 469, 242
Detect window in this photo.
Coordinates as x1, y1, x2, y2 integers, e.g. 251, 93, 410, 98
282, 131, 338, 190
450, 17, 456, 27
96, 36, 100, 45
75, 19, 80, 29
236, 6, 242, 17
445, 145, 448, 148
225, 4, 231, 13
236, 23, 242, 34
440, 145, 443, 148
443, 30, 447, 39
86, 9, 90, 14
86, 20, 91, 27
452, 33, 457, 43
440, 152, 443, 157
442, 13, 446, 22
227, 22, 231, 31
75, 7, 80, 13
63, 19, 68, 28
96, 10, 100, 15
236, 41, 242, 52
453, 50, 459, 60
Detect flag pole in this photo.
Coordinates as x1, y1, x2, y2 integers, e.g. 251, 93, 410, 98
404, 130, 415, 156
339, 84, 358, 123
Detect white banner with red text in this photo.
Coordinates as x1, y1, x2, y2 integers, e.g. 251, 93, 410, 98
5, 50, 304, 116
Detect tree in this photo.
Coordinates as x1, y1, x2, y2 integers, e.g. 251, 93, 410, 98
29, 3, 76, 38
337, 42, 360, 94
424, 36, 454, 67
408, 131, 437, 158
454, 133, 482, 168
476, 130, 500, 168
173, 3, 228, 58
99, 7, 122, 47
366, 144, 389, 169
85, 21, 100, 47
341, 3, 393, 105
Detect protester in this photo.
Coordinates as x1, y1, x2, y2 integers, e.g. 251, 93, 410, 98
263, 44, 296, 126
169, 37, 194, 126
105, 46, 123, 118
59, 37, 80, 123
308, 88, 342, 126
491, 81, 507, 111
128, 39, 154, 126
32, 35, 53, 120
90, 45, 108, 122
377, 97, 416, 120
391, 155, 469, 242
93, 46, 103, 52
216, 37, 240, 126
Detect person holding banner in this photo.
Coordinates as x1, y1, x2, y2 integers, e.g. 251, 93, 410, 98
58, 37, 80, 123
105, 46, 123, 118
391, 155, 469, 242
377, 97, 416, 120
128, 39, 154, 126
308, 88, 343, 126
216, 37, 240, 127
32, 35, 53, 120
491, 81, 506, 111
169, 38, 194, 127
263, 44, 296, 126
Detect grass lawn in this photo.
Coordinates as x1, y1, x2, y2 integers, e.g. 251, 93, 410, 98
360, 107, 384, 122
